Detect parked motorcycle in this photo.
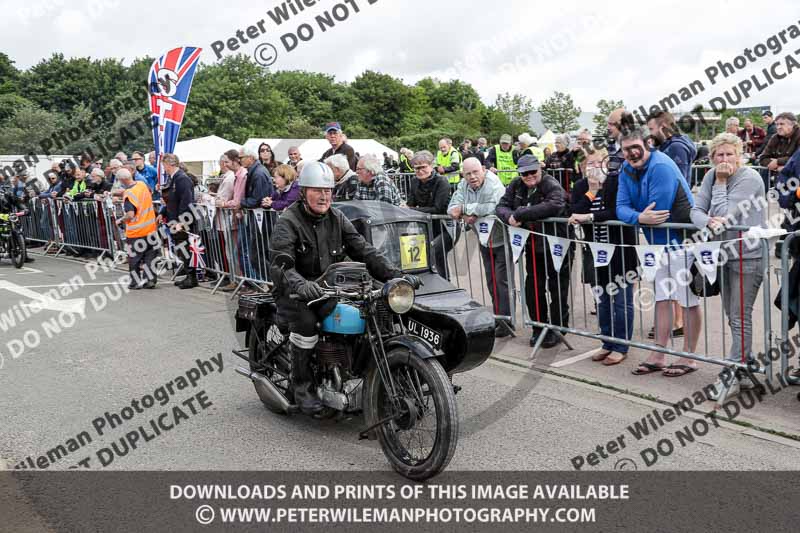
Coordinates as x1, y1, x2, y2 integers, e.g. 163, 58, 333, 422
0, 211, 26, 268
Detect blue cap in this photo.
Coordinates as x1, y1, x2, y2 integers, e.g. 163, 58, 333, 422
324, 122, 342, 132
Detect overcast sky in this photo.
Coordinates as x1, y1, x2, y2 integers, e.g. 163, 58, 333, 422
3, 0, 800, 113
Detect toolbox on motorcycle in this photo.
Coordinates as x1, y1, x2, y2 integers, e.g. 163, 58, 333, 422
237, 293, 276, 322
317, 262, 370, 290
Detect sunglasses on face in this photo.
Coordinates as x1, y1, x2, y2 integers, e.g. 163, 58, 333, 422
521, 171, 538, 177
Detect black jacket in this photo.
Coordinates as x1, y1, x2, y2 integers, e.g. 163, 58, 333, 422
270, 202, 401, 296
334, 172, 359, 201
242, 161, 273, 209
0, 182, 28, 214
161, 169, 194, 223
320, 142, 358, 171
495, 174, 571, 254
570, 176, 638, 286
406, 173, 450, 214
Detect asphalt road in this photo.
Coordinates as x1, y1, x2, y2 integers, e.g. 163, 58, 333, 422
1, 255, 798, 474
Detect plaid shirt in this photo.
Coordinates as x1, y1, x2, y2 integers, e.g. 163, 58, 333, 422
353, 175, 401, 206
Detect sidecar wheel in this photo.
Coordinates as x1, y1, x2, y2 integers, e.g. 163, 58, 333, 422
365, 348, 458, 481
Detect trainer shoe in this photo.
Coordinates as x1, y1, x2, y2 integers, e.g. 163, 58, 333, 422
709, 376, 740, 402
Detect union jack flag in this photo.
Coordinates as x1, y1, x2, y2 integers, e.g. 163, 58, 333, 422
149, 46, 203, 187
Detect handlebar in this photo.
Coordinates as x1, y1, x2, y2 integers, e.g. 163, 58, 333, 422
289, 286, 381, 302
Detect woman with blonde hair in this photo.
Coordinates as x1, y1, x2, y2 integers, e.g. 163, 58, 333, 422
690, 132, 766, 400
263, 164, 300, 212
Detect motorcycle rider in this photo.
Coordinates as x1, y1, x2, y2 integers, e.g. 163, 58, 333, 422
0, 173, 29, 231
270, 161, 421, 414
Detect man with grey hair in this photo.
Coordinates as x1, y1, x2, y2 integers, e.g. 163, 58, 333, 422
115, 151, 128, 163
325, 154, 358, 201
286, 146, 302, 169
353, 154, 401, 205
725, 116, 741, 135
116, 168, 159, 290
159, 153, 198, 289
406, 150, 452, 276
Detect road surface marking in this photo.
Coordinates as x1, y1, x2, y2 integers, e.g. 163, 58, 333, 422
18, 267, 43, 274
550, 348, 603, 368
0, 280, 86, 315
11, 283, 118, 289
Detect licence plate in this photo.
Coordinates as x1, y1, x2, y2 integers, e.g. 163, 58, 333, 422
407, 319, 443, 349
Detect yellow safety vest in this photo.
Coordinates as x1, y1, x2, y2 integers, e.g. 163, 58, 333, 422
399, 153, 412, 173
436, 148, 462, 184
123, 181, 157, 239
494, 145, 518, 185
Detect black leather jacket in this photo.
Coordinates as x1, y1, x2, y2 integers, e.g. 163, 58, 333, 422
0, 182, 28, 214
269, 202, 401, 296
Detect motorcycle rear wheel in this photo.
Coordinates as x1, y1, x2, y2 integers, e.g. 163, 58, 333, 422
365, 348, 458, 481
10, 232, 25, 268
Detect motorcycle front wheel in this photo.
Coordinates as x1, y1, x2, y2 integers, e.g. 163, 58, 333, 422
365, 347, 458, 481
10, 232, 25, 268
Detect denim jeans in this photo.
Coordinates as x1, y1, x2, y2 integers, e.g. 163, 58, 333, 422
597, 283, 634, 353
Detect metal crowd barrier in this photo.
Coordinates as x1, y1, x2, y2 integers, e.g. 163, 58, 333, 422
778, 230, 800, 386
191, 205, 278, 296
505, 217, 776, 381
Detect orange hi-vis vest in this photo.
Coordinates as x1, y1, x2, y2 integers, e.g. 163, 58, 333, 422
123, 181, 157, 239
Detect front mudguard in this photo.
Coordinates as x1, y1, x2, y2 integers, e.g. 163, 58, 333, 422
383, 334, 439, 361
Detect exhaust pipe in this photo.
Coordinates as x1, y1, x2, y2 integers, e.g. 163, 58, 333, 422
235, 366, 291, 413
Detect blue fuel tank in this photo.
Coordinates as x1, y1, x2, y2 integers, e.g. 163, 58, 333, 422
320, 303, 366, 335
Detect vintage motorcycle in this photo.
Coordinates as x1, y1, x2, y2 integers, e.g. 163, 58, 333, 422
0, 211, 26, 268
233, 201, 496, 480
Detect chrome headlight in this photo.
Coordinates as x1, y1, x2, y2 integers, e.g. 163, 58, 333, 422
382, 279, 415, 314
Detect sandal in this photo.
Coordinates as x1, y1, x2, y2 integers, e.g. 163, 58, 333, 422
662, 364, 698, 377
632, 362, 665, 375
592, 350, 613, 362
603, 353, 627, 366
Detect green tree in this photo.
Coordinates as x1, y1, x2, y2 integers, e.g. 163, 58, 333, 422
349, 70, 415, 139
0, 104, 67, 154
493, 92, 534, 137
593, 98, 624, 136
0, 53, 20, 94
538, 91, 581, 133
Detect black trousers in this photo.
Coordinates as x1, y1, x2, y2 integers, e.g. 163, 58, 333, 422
171, 228, 194, 273
277, 295, 318, 383
525, 246, 572, 330
431, 224, 460, 280
126, 236, 159, 284
479, 244, 511, 317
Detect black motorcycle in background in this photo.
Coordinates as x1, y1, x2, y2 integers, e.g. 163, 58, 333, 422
0, 211, 26, 268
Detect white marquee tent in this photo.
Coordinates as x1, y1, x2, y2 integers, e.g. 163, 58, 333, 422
244, 138, 397, 165
173, 135, 241, 178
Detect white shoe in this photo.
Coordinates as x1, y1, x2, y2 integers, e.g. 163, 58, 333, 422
709, 377, 740, 402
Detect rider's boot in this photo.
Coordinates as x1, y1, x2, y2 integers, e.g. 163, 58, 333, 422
289, 343, 323, 415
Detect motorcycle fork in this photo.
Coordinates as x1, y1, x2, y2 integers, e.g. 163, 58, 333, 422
366, 313, 402, 412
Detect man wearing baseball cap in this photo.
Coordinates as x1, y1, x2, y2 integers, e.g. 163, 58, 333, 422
485, 134, 519, 186
496, 154, 572, 348
319, 122, 358, 171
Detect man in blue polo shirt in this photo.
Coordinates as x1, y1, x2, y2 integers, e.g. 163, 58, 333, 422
616, 127, 700, 378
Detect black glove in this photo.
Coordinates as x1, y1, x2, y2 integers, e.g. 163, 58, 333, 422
402, 274, 423, 289
296, 281, 324, 301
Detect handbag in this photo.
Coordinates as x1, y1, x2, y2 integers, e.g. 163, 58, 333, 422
689, 262, 721, 297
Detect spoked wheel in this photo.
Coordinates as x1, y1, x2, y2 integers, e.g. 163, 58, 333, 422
10, 232, 25, 268
365, 347, 458, 481
248, 324, 292, 414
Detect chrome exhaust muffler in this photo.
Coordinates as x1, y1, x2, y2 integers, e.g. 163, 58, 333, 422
235, 366, 291, 413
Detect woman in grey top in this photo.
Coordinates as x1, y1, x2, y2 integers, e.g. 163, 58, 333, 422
690, 132, 766, 401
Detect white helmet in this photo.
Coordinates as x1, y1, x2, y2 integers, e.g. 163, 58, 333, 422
298, 161, 335, 188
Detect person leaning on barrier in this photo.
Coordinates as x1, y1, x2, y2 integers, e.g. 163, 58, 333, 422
496, 155, 572, 349
39, 166, 64, 199
485, 134, 519, 186
569, 146, 638, 365
87, 168, 111, 199
215, 152, 236, 205
353, 154, 402, 206
63, 168, 89, 201
616, 127, 700, 378
690, 132, 766, 400
325, 154, 359, 201
116, 168, 159, 290
263, 164, 300, 212
159, 153, 197, 290
406, 150, 453, 278
268, 162, 420, 414
448, 158, 511, 337
545, 134, 576, 174
435, 137, 463, 186
739, 118, 766, 157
